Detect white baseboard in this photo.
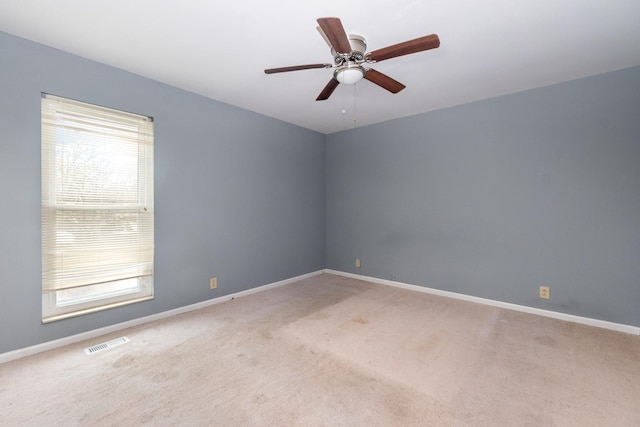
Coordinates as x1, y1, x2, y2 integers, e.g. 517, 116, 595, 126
0, 270, 323, 364
4, 268, 635, 364
324, 269, 640, 336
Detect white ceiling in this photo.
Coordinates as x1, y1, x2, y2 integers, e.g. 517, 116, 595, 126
1, 0, 639, 134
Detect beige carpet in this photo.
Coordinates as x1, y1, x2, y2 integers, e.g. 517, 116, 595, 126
1, 274, 639, 426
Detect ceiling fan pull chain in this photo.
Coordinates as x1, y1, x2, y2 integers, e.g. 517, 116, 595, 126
352, 84, 358, 125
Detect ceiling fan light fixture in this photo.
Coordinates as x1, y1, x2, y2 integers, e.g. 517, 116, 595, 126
334, 64, 365, 85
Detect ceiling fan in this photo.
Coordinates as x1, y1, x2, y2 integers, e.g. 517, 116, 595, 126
264, 17, 440, 101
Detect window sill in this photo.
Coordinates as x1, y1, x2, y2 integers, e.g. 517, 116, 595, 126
42, 295, 153, 324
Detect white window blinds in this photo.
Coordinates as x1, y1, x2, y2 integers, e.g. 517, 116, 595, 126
42, 94, 154, 292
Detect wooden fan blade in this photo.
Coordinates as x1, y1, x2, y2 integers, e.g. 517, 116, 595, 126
264, 63, 332, 74
364, 69, 406, 93
317, 17, 352, 54
316, 78, 340, 101
367, 34, 440, 62
316, 26, 332, 48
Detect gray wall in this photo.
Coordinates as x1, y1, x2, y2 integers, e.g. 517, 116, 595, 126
326, 67, 640, 327
0, 32, 325, 354
1, 30, 638, 356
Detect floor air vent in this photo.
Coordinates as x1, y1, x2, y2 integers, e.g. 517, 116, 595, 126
84, 336, 130, 355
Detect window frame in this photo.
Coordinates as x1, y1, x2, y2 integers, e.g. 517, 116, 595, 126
41, 94, 154, 323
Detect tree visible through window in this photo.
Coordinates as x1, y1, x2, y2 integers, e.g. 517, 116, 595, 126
41, 94, 154, 322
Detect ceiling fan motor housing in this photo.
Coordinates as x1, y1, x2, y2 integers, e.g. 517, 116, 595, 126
331, 34, 367, 65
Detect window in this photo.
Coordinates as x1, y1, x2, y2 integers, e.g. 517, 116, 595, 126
41, 94, 154, 322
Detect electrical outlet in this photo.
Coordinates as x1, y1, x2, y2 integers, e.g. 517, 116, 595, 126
539, 286, 550, 299
355, 259, 361, 268
210, 277, 218, 289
